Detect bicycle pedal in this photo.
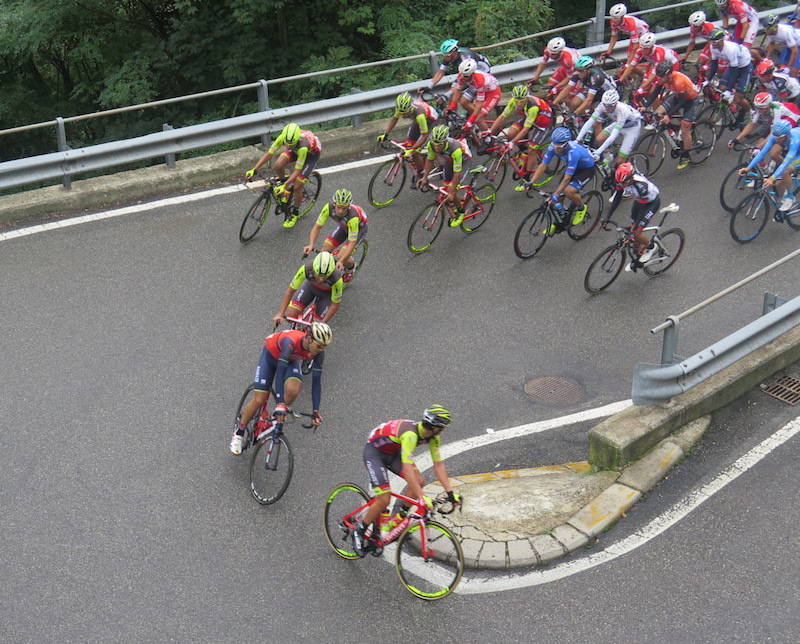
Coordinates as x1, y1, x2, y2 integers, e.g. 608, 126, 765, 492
369, 546, 384, 557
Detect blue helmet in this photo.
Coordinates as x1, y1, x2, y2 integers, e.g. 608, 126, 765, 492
772, 120, 792, 137
551, 127, 573, 144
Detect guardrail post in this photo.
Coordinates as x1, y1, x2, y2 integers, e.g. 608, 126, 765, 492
162, 124, 176, 169
428, 51, 439, 76
763, 291, 788, 315
350, 88, 363, 127
55, 117, 72, 190
588, 0, 607, 46
660, 316, 681, 365
257, 80, 270, 147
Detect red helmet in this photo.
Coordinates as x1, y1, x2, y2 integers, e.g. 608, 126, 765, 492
615, 162, 634, 186
757, 59, 775, 75
753, 92, 772, 109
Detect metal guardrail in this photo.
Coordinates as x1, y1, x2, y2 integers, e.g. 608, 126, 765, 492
632, 248, 800, 406
0, 5, 790, 192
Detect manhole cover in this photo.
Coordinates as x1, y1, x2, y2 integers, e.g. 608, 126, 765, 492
761, 376, 800, 405
524, 376, 584, 405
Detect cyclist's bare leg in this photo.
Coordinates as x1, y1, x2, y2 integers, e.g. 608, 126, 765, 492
292, 176, 307, 209
240, 389, 269, 427
362, 490, 391, 528
272, 154, 290, 178
282, 377, 301, 407
564, 184, 584, 209
633, 229, 650, 256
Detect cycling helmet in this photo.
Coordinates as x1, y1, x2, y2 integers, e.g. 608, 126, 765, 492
511, 84, 529, 99
688, 11, 706, 27
430, 124, 449, 143
655, 61, 673, 76
609, 3, 627, 19
458, 58, 477, 76
772, 120, 792, 137
753, 92, 772, 109
551, 126, 573, 144
282, 122, 301, 146
708, 28, 726, 42
332, 188, 352, 206
602, 89, 620, 106
312, 251, 336, 278
639, 32, 656, 49
547, 37, 566, 54
715, 0, 728, 6
615, 161, 634, 185
576, 55, 594, 69
396, 91, 413, 113
309, 321, 332, 346
765, 15, 780, 31
756, 59, 775, 76
422, 404, 452, 428
440, 39, 459, 54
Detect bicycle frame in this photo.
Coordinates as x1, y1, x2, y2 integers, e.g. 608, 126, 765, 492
427, 182, 483, 224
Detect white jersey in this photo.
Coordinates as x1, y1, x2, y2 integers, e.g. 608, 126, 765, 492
711, 41, 752, 68
768, 24, 800, 49
621, 174, 659, 203
589, 101, 642, 130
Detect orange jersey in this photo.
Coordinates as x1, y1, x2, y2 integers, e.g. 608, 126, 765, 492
658, 72, 699, 100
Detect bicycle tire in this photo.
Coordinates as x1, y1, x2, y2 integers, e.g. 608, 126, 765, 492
298, 171, 322, 218
368, 159, 406, 207
249, 431, 294, 505
719, 165, 760, 213
342, 239, 368, 288
730, 192, 769, 243
643, 227, 685, 276
322, 482, 370, 560
513, 207, 550, 259
584, 243, 625, 293
407, 202, 445, 253
634, 131, 667, 177
462, 184, 496, 233
395, 520, 464, 600
629, 151, 653, 176
476, 155, 508, 190
688, 121, 717, 165
239, 191, 271, 243
568, 190, 602, 241
783, 207, 800, 231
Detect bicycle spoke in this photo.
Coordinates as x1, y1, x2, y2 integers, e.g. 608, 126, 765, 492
249, 431, 294, 505
322, 483, 370, 560
368, 159, 406, 207
395, 521, 464, 600
407, 203, 444, 253
461, 184, 496, 232
730, 193, 769, 243
643, 228, 685, 276
513, 208, 550, 259
584, 244, 625, 293
239, 192, 270, 243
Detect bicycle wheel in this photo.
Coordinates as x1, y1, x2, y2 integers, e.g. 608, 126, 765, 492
462, 184, 496, 233
407, 202, 445, 253
474, 155, 507, 190
395, 520, 464, 600
368, 159, 406, 207
249, 431, 294, 505
298, 171, 322, 218
629, 151, 653, 176
644, 228, 685, 276
568, 190, 602, 241
584, 244, 625, 293
634, 132, 667, 177
239, 192, 270, 243
322, 482, 370, 560
784, 206, 800, 231
513, 208, 550, 259
688, 121, 717, 165
343, 239, 368, 287
730, 192, 769, 243
720, 165, 760, 213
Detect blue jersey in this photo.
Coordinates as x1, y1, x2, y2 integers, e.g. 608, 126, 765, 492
748, 127, 800, 179
541, 141, 595, 176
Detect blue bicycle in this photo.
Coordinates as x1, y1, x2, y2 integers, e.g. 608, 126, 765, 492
730, 172, 800, 243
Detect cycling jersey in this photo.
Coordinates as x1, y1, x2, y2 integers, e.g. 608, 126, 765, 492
541, 140, 595, 176
498, 96, 552, 130
289, 260, 344, 303
568, 69, 617, 98
259, 329, 324, 407
610, 15, 650, 41
314, 202, 367, 244
720, 0, 759, 24
767, 24, 799, 49
759, 73, 800, 101
393, 99, 438, 136
607, 174, 660, 227
542, 46, 580, 70
710, 41, 752, 68
753, 101, 800, 127
579, 101, 642, 157
426, 137, 471, 174
655, 71, 700, 100
269, 129, 322, 175
630, 44, 679, 68
747, 127, 800, 178
689, 21, 718, 41
439, 48, 491, 74
367, 419, 442, 464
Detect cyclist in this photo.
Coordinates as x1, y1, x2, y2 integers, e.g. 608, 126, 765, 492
620, 33, 680, 103
740, 120, 800, 211
352, 405, 461, 557
649, 62, 702, 170
245, 122, 322, 229
419, 125, 473, 227
764, 15, 800, 79
447, 59, 501, 133
229, 322, 331, 455
604, 3, 650, 66
730, 92, 800, 152
754, 59, 800, 106
303, 189, 367, 278
428, 38, 491, 109
603, 162, 661, 273
516, 127, 594, 233
377, 92, 438, 186
554, 56, 617, 116
577, 89, 643, 168
706, 28, 752, 127
716, 0, 760, 47
486, 84, 553, 148
530, 37, 581, 98
272, 251, 344, 326
684, 11, 718, 83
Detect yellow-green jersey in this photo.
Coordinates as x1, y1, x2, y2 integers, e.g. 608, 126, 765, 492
426, 137, 471, 174
393, 99, 439, 137
289, 260, 344, 303
314, 202, 368, 244
268, 128, 322, 172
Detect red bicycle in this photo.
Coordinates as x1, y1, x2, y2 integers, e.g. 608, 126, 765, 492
323, 483, 464, 600
367, 140, 443, 208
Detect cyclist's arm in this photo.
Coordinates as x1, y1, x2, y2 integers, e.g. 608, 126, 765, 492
490, 99, 515, 133
605, 188, 624, 221
772, 136, 800, 178
576, 111, 598, 143
383, 114, 399, 138
530, 59, 546, 82
310, 351, 324, 412
530, 146, 554, 183
398, 430, 426, 499
252, 131, 286, 172
449, 147, 464, 194
514, 105, 540, 142
596, 120, 624, 155
413, 113, 430, 148
306, 203, 330, 251
747, 135, 776, 170
272, 336, 300, 403
431, 68, 445, 87
335, 219, 360, 263
274, 266, 305, 319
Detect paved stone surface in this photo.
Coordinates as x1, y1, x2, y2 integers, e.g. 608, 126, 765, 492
617, 441, 684, 493
669, 416, 711, 454
530, 534, 565, 564
478, 541, 508, 569
506, 538, 538, 567
552, 524, 589, 552
567, 483, 641, 538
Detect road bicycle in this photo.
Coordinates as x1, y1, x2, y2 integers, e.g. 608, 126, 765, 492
512, 187, 603, 259
477, 133, 561, 191
407, 172, 497, 253
239, 172, 322, 243
634, 111, 717, 176
323, 482, 464, 600
583, 203, 684, 293
729, 175, 800, 243
368, 140, 443, 208
719, 143, 768, 213
234, 383, 316, 505
697, 81, 744, 137
590, 149, 652, 192
303, 239, 369, 288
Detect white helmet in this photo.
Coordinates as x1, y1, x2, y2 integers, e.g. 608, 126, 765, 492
714, 0, 728, 6
547, 37, 565, 54
640, 32, 656, 48
609, 3, 627, 19
602, 89, 620, 106
458, 58, 477, 76
688, 11, 706, 27
310, 321, 332, 346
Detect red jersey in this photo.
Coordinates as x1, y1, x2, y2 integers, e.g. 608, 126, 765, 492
265, 330, 316, 361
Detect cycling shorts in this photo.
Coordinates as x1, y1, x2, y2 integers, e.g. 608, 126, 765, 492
733, 20, 759, 47
630, 195, 661, 229
721, 64, 752, 94
289, 282, 331, 319
363, 442, 402, 495
549, 67, 570, 86
568, 166, 595, 190
512, 122, 551, 146
662, 96, 701, 123
253, 347, 302, 393
279, 149, 320, 179
604, 122, 642, 157
325, 222, 367, 248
